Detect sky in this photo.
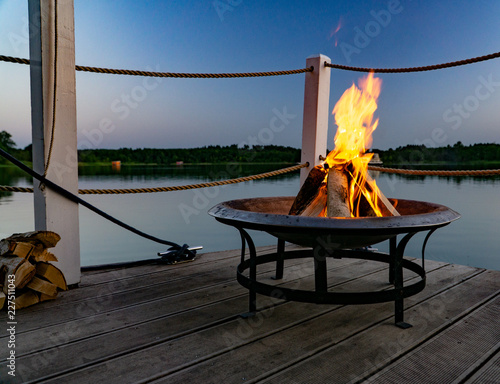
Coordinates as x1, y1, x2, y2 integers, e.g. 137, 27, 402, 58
0, 0, 499, 151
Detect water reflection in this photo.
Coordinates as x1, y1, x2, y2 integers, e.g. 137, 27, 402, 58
78, 163, 300, 180
380, 170, 500, 185
0, 166, 32, 202
0, 164, 499, 270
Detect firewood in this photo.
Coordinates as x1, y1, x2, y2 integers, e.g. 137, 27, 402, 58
30, 244, 58, 263
35, 262, 67, 290
6, 231, 61, 249
0, 240, 15, 256
364, 173, 400, 217
0, 265, 5, 294
39, 292, 58, 302
356, 193, 378, 217
14, 290, 39, 309
289, 164, 328, 215
27, 276, 58, 297
300, 184, 328, 217
10, 242, 35, 259
0, 256, 36, 293
327, 167, 351, 217
0, 291, 5, 309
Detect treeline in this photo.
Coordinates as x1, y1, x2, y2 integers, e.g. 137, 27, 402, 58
374, 142, 500, 165
78, 144, 301, 164
2, 129, 499, 166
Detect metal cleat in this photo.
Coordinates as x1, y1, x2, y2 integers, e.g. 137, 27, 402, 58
158, 245, 203, 265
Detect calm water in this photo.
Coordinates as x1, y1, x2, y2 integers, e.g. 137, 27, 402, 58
1, 164, 499, 270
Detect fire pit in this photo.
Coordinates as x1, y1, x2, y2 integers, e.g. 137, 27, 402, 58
208, 197, 460, 328
209, 72, 460, 327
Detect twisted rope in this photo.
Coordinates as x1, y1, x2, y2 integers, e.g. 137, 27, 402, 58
3, 164, 499, 194
0, 186, 34, 193
0, 55, 29, 65
0, 55, 312, 78
325, 51, 500, 73
367, 166, 500, 176
2, 51, 499, 76
74, 65, 314, 78
44, 0, 58, 177
0, 162, 308, 194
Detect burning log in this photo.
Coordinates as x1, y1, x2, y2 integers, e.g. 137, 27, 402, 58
0, 231, 66, 310
365, 173, 400, 216
340, 163, 399, 217
355, 173, 399, 217
326, 167, 351, 217
289, 164, 328, 216
289, 162, 399, 218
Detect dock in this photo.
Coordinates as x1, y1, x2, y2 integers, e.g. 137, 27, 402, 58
1, 245, 498, 383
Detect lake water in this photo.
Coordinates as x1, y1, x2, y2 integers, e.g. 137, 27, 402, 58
1, 164, 499, 270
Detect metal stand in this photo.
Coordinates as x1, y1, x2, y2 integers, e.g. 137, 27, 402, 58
236, 228, 432, 327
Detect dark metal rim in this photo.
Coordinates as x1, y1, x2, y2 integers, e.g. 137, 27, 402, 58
236, 249, 426, 305
209, 197, 461, 235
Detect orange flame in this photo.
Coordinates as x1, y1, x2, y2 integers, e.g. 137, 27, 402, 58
325, 72, 383, 217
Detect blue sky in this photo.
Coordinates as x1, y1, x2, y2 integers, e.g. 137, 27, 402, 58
0, 0, 499, 150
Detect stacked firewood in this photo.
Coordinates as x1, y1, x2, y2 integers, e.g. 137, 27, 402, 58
289, 163, 399, 217
0, 231, 67, 310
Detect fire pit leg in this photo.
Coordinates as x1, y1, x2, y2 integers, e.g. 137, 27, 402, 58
314, 251, 328, 293
272, 239, 285, 280
389, 236, 396, 284
238, 228, 257, 317
393, 232, 417, 329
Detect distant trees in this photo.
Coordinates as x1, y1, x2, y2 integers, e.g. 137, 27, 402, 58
77, 145, 302, 165
0, 131, 31, 164
0, 131, 16, 151
375, 143, 500, 165
1, 126, 499, 167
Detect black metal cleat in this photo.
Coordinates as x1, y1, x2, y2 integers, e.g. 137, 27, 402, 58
158, 245, 203, 265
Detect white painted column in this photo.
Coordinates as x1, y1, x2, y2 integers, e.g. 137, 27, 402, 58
300, 54, 331, 186
29, 0, 81, 285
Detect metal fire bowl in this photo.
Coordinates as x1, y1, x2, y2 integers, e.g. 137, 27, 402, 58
209, 197, 460, 250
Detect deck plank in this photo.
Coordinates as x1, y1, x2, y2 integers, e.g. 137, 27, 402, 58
0, 252, 360, 355
0, 247, 273, 322
259, 270, 499, 384
0, 245, 498, 384
0, 257, 368, 378
465, 351, 500, 384
27, 263, 475, 384
364, 296, 499, 384
0, 247, 304, 333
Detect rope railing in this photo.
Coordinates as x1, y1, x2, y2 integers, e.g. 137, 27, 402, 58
3, 51, 500, 77
3, 163, 500, 195
324, 51, 500, 73
0, 162, 308, 194
367, 166, 500, 177
0, 54, 313, 78
2, 50, 500, 190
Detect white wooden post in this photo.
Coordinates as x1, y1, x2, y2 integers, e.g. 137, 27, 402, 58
29, 0, 81, 285
300, 54, 331, 186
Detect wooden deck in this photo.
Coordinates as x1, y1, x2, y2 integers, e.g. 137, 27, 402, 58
1, 245, 499, 384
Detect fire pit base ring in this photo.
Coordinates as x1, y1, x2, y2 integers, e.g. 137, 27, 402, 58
237, 230, 426, 329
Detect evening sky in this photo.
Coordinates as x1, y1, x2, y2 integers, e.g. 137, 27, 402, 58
1, 0, 499, 151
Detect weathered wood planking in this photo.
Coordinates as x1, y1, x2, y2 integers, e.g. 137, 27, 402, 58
4, 261, 463, 382
0, 245, 497, 384
1, 256, 361, 357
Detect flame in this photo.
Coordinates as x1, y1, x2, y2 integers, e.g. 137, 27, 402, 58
325, 72, 383, 217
